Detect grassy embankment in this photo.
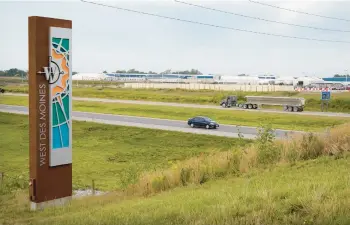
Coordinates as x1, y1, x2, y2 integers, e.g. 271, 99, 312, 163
1, 95, 349, 132
1, 112, 350, 224
2, 84, 350, 112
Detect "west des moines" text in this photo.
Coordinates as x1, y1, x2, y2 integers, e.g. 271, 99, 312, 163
38, 83, 47, 167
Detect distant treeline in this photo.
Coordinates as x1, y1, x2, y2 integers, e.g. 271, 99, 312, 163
0, 68, 27, 77
0, 68, 78, 77
334, 74, 350, 77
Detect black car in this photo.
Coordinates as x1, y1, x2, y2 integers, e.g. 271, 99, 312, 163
187, 116, 219, 129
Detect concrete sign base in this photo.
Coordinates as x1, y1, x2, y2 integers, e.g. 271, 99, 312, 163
30, 196, 72, 211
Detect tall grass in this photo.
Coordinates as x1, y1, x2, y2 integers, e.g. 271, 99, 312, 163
124, 123, 350, 197
0, 173, 28, 196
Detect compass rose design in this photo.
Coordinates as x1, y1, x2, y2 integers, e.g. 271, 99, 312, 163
37, 56, 64, 84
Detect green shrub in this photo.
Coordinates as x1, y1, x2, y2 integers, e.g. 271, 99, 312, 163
256, 124, 280, 165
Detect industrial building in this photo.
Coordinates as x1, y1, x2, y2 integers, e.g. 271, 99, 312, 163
71, 73, 349, 88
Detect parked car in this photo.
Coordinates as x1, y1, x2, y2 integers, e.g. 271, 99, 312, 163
187, 116, 219, 129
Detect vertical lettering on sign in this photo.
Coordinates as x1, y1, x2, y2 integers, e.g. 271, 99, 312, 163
49, 27, 72, 167
38, 83, 47, 166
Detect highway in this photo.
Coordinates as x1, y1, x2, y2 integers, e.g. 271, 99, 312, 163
0, 104, 306, 140
4, 93, 350, 118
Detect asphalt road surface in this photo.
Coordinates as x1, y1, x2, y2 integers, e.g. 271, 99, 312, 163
4, 93, 350, 118
0, 104, 306, 139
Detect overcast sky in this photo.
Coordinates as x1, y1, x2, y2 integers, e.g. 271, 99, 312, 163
0, 0, 349, 77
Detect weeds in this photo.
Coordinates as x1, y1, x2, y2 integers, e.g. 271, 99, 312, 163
119, 163, 140, 190
0, 173, 28, 196
122, 122, 350, 197
256, 123, 279, 165
236, 126, 245, 140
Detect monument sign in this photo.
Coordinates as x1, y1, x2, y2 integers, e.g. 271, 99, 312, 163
28, 16, 72, 210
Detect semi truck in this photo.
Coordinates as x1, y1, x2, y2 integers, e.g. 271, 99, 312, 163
220, 95, 305, 112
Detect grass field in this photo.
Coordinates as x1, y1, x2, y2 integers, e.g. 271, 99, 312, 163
0, 112, 250, 191
1, 95, 349, 131
0, 76, 125, 86
1, 155, 350, 224
2, 84, 350, 112
1, 112, 350, 224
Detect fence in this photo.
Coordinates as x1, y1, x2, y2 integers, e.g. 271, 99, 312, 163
295, 87, 350, 92
123, 83, 295, 92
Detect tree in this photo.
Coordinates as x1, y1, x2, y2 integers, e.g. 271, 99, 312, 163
127, 68, 137, 74
190, 69, 202, 75
0, 68, 27, 77
161, 69, 172, 74
171, 69, 202, 75
127, 69, 146, 74
115, 69, 153, 74
102, 70, 108, 74
334, 74, 349, 77
72, 71, 78, 75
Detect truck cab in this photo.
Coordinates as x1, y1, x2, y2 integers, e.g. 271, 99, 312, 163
220, 96, 237, 108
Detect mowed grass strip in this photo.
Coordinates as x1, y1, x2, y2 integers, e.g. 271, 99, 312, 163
3, 85, 350, 112
0, 95, 349, 131
0, 112, 249, 191
2, 156, 350, 225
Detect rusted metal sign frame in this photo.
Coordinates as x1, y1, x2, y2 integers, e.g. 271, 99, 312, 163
28, 16, 72, 209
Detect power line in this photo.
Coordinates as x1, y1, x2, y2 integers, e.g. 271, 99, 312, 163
80, 0, 350, 44
248, 0, 350, 23
174, 0, 350, 33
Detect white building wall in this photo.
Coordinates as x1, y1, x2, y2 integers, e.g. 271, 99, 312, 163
124, 83, 295, 91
